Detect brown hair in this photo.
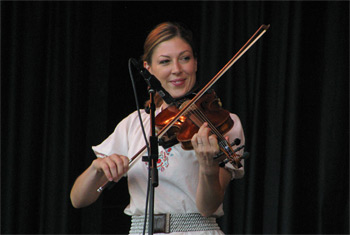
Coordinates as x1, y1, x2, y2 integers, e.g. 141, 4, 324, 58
142, 22, 197, 108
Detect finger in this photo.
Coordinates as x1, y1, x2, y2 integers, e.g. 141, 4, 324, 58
191, 133, 199, 149
208, 134, 218, 146
109, 155, 129, 181
208, 134, 220, 153
114, 155, 128, 177
101, 157, 115, 181
121, 155, 129, 170
197, 122, 208, 136
198, 123, 211, 146
106, 156, 121, 181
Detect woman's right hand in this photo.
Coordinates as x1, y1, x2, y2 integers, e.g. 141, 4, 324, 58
70, 153, 129, 208
92, 154, 129, 182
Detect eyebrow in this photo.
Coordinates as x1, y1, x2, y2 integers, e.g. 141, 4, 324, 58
158, 50, 191, 58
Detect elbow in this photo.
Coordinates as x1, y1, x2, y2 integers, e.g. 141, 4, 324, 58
71, 202, 80, 209
199, 211, 214, 218
71, 197, 88, 209
70, 190, 86, 209
71, 199, 82, 209
197, 205, 219, 217
70, 194, 81, 209
70, 190, 97, 209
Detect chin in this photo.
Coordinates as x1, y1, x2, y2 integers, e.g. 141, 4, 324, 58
172, 92, 187, 99
172, 88, 193, 99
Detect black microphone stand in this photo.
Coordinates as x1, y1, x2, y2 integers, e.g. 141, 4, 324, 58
130, 58, 170, 234
142, 86, 159, 235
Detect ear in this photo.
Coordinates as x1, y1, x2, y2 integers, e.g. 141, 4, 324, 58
143, 61, 152, 74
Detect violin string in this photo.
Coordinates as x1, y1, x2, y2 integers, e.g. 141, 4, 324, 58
192, 108, 226, 148
188, 105, 239, 162
175, 104, 236, 164
188, 105, 230, 151
188, 105, 220, 137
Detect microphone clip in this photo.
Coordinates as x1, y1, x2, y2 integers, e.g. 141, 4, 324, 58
131, 58, 176, 105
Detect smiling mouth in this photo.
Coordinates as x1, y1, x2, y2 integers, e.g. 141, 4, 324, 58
170, 79, 186, 86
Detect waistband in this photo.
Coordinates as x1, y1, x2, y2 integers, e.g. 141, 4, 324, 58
129, 213, 220, 234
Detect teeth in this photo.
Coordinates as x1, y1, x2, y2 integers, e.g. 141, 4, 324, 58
171, 79, 185, 84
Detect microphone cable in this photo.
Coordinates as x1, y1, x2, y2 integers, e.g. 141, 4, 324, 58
128, 58, 151, 235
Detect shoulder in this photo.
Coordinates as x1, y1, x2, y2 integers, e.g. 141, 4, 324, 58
118, 109, 149, 127
229, 113, 241, 122
229, 113, 243, 131
227, 112, 245, 143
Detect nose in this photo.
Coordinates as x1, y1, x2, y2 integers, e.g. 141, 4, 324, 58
171, 60, 182, 75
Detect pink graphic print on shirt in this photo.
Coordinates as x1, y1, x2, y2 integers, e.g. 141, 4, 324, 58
144, 147, 173, 172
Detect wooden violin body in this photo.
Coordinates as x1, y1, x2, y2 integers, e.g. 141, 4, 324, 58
155, 90, 233, 150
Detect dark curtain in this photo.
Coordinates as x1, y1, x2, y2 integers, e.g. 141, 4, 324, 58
2, 1, 348, 234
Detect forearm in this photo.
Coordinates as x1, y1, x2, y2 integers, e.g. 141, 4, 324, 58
70, 163, 107, 208
196, 166, 230, 217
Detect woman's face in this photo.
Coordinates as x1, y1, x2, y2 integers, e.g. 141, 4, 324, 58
144, 37, 197, 100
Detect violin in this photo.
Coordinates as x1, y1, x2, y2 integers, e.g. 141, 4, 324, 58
97, 24, 270, 192
156, 90, 232, 150
155, 89, 243, 167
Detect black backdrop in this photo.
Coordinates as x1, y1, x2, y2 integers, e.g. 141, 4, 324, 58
2, 1, 349, 234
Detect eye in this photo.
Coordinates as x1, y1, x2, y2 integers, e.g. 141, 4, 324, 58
180, 56, 191, 63
159, 59, 170, 65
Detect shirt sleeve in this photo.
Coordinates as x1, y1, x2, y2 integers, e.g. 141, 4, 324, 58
223, 113, 246, 179
91, 113, 134, 159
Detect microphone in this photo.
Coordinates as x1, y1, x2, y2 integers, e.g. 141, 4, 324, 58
130, 58, 175, 105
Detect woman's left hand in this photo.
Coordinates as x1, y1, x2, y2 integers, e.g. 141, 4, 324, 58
191, 122, 220, 172
192, 122, 232, 216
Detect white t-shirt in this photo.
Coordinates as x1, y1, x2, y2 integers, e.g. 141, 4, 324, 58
92, 108, 245, 217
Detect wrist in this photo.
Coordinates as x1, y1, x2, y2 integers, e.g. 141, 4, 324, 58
90, 159, 104, 175
199, 165, 220, 177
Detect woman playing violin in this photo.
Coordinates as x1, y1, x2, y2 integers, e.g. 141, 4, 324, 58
70, 22, 245, 234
